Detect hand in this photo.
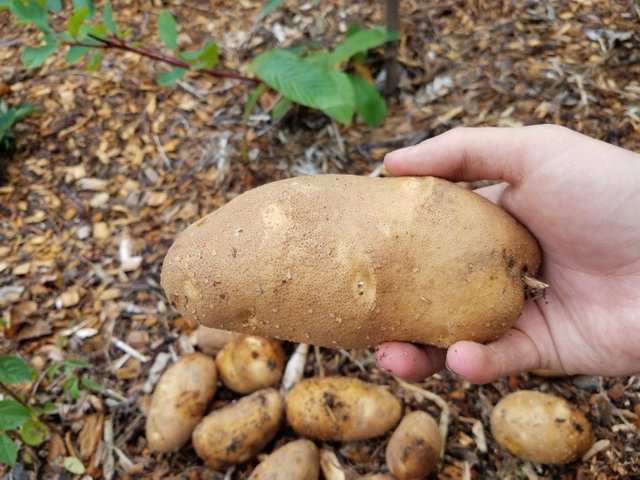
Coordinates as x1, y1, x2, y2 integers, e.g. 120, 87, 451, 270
375, 125, 640, 384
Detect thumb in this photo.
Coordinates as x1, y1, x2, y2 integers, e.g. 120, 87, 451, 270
384, 126, 545, 184
445, 303, 553, 384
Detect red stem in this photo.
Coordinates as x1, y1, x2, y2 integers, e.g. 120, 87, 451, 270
72, 34, 255, 82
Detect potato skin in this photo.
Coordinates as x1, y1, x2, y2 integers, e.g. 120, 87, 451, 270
145, 353, 217, 453
196, 325, 244, 354
162, 175, 540, 349
216, 335, 285, 393
249, 439, 319, 480
192, 388, 284, 469
386, 411, 441, 479
285, 377, 402, 442
490, 390, 593, 464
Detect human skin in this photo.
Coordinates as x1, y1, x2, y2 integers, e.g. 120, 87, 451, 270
375, 125, 640, 384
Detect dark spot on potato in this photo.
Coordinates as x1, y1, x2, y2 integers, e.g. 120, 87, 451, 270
573, 422, 584, 433
257, 393, 266, 406
251, 350, 259, 359
220, 293, 226, 300
231, 247, 237, 258
323, 392, 336, 409
555, 417, 566, 424
267, 359, 276, 370
226, 437, 243, 453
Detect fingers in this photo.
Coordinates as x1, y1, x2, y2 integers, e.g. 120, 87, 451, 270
384, 126, 546, 183
375, 342, 446, 382
445, 329, 544, 384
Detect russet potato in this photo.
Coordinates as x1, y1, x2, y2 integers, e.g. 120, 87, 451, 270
285, 376, 402, 442
249, 439, 319, 480
490, 390, 593, 464
162, 175, 541, 348
145, 353, 217, 453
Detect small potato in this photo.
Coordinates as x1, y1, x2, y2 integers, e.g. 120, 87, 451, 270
192, 388, 284, 469
249, 439, 319, 480
490, 390, 593, 464
216, 335, 285, 393
196, 325, 244, 354
162, 175, 541, 349
386, 411, 441, 479
145, 353, 217, 453
286, 377, 402, 442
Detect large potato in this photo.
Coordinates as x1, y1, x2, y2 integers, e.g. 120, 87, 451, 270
285, 377, 402, 442
490, 390, 593, 464
162, 175, 540, 349
386, 411, 441, 479
249, 439, 319, 480
145, 353, 217, 453
192, 388, 284, 469
216, 335, 285, 393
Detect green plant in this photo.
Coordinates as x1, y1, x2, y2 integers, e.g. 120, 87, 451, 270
0, 355, 101, 467
3, 0, 396, 126
0, 101, 36, 156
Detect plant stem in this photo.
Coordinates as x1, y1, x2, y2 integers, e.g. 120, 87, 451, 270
72, 34, 256, 82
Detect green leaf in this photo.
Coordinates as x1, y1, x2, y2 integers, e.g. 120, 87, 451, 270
251, 49, 343, 114
349, 74, 386, 126
86, 51, 102, 71
79, 376, 102, 391
329, 27, 394, 66
193, 40, 218, 69
63, 376, 80, 400
20, 418, 49, 446
270, 96, 292, 121
65, 357, 90, 368
72, 0, 94, 19
63, 456, 85, 475
66, 7, 88, 38
0, 356, 32, 384
156, 67, 186, 86
46, 0, 62, 12
21, 34, 58, 69
260, 0, 284, 17
12, 102, 36, 123
0, 432, 17, 467
320, 70, 354, 124
157, 10, 177, 49
32, 402, 56, 415
45, 361, 62, 379
0, 400, 31, 430
10, 0, 48, 28
243, 84, 266, 123
102, 0, 119, 35
65, 45, 90, 63
302, 51, 330, 70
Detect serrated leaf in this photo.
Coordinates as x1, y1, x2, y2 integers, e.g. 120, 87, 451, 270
193, 40, 218, 69
102, 0, 119, 35
21, 35, 57, 69
243, 83, 266, 123
65, 357, 90, 368
0, 432, 17, 467
157, 10, 177, 49
349, 74, 385, 126
260, 0, 284, 17
46, 0, 62, 12
320, 70, 354, 124
251, 49, 343, 114
20, 418, 49, 446
156, 67, 186, 86
67, 7, 87, 38
271, 96, 292, 121
0, 356, 32, 384
63, 456, 85, 475
0, 400, 31, 430
329, 27, 392, 66
10, 0, 48, 29
86, 51, 102, 71
71, 0, 94, 19
65, 45, 90, 63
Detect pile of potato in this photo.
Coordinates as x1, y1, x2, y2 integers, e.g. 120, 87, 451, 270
145, 327, 594, 477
